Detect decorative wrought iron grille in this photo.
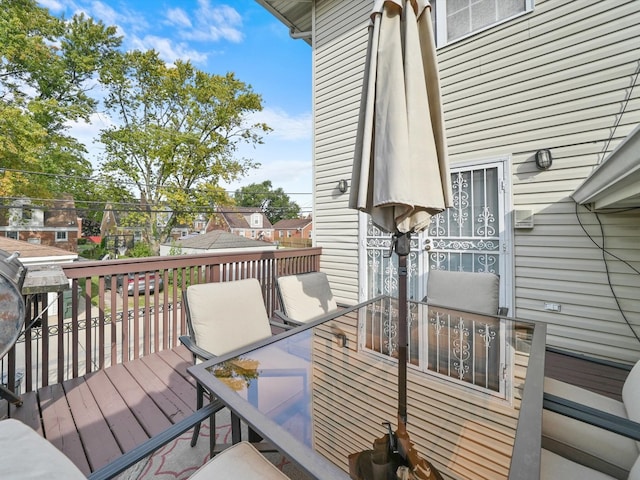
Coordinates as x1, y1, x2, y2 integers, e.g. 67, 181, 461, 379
362, 299, 504, 394
427, 167, 501, 273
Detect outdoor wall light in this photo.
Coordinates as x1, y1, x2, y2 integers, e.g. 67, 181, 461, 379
535, 149, 553, 170
338, 179, 349, 193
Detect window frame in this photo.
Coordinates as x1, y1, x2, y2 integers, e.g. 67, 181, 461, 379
56, 231, 68, 242
432, 0, 534, 48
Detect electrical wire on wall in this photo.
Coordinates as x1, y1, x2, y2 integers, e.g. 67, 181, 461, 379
574, 203, 640, 344
571, 57, 640, 345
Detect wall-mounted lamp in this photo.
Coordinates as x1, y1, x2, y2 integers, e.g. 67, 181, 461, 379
338, 179, 349, 193
535, 149, 553, 170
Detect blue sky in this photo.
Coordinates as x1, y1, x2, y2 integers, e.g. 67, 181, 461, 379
38, 0, 313, 213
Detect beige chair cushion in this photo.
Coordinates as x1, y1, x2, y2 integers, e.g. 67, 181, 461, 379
541, 449, 616, 480
543, 376, 639, 473
0, 419, 86, 479
190, 441, 289, 479
186, 278, 273, 356
426, 270, 500, 315
623, 361, 640, 425
277, 272, 338, 323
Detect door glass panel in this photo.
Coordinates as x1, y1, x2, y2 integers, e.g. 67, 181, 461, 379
363, 163, 506, 396
427, 167, 501, 274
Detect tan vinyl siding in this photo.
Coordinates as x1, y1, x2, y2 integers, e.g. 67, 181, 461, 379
313, 0, 370, 304
312, 0, 640, 362
311, 311, 532, 480
442, 0, 640, 362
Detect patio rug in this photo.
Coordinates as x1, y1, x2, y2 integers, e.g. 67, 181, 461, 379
116, 408, 311, 480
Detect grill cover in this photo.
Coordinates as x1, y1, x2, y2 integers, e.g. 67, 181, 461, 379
0, 250, 26, 359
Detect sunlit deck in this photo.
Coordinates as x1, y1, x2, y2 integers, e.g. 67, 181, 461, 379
0, 343, 629, 477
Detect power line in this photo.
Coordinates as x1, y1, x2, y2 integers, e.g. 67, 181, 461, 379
0, 167, 313, 197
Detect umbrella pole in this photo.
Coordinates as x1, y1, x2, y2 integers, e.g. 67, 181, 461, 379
394, 231, 411, 431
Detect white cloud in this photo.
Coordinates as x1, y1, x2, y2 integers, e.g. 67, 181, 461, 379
165, 7, 192, 28
248, 108, 312, 141
39, 0, 65, 12
129, 35, 208, 64
179, 1, 243, 43
66, 112, 114, 167
89, 1, 119, 27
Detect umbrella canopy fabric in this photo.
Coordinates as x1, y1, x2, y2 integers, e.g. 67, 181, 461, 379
350, 0, 452, 235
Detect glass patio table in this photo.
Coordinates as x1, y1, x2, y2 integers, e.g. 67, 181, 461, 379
188, 296, 545, 480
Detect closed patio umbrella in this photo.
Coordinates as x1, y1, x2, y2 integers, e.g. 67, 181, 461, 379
349, 1, 451, 478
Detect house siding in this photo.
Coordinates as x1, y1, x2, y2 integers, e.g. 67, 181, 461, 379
312, 0, 640, 362
314, 0, 370, 303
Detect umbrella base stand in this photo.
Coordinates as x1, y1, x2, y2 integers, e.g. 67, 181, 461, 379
348, 416, 443, 480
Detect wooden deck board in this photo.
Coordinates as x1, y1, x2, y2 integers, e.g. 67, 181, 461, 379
544, 349, 627, 401
8, 391, 41, 433
103, 363, 173, 437
84, 370, 150, 453
122, 357, 193, 423
63, 376, 123, 471
140, 351, 197, 410
39, 383, 91, 475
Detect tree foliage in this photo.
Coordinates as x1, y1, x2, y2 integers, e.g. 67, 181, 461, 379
235, 181, 301, 224
99, 50, 270, 252
0, 0, 121, 204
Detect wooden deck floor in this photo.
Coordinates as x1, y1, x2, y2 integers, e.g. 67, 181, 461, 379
544, 348, 629, 401
1, 345, 199, 475
0, 345, 632, 476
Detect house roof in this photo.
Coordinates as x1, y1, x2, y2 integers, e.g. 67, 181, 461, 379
272, 218, 313, 230
255, 0, 312, 44
0, 237, 78, 262
0, 195, 77, 227
166, 230, 274, 250
216, 206, 273, 229
572, 124, 640, 211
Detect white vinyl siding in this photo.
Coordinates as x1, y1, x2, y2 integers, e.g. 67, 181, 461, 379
313, 0, 370, 304
312, 0, 640, 362
436, 0, 640, 363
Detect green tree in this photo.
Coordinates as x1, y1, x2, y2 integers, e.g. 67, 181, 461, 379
235, 180, 301, 224
99, 50, 270, 253
0, 1, 121, 201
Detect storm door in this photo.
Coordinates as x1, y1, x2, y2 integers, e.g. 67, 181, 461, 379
361, 159, 512, 397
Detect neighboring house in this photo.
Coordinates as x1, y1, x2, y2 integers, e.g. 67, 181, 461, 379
260, 1, 640, 364
207, 206, 274, 242
159, 230, 277, 256
272, 217, 313, 247
99, 202, 145, 254
0, 196, 79, 253
0, 237, 78, 316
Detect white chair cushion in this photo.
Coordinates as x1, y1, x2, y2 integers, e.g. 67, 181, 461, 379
623, 361, 640, 424
540, 449, 616, 480
277, 272, 338, 323
186, 278, 272, 356
426, 270, 500, 315
190, 441, 289, 479
543, 376, 639, 472
0, 419, 86, 479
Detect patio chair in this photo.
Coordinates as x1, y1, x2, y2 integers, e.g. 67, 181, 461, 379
425, 269, 508, 316
275, 271, 339, 326
0, 417, 289, 480
542, 359, 640, 478
541, 448, 640, 480
179, 278, 291, 450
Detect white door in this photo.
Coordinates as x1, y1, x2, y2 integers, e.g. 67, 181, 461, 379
363, 157, 512, 307
362, 157, 513, 396
424, 158, 512, 311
